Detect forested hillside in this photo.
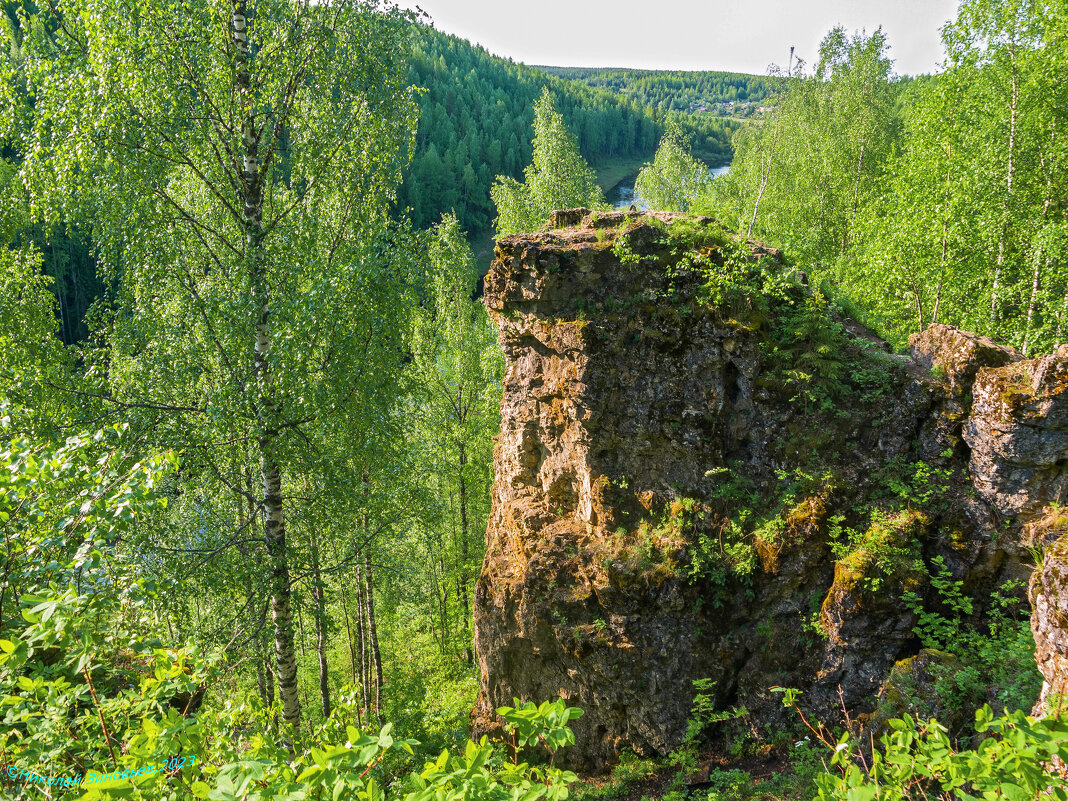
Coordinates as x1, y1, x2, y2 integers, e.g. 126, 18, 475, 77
538, 65, 773, 113
399, 27, 741, 233
26, 22, 741, 339
3, 1, 1068, 801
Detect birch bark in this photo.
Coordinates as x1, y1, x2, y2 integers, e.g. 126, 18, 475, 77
233, 0, 301, 733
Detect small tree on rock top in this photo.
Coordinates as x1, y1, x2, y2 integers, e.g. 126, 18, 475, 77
491, 88, 608, 237
635, 120, 711, 212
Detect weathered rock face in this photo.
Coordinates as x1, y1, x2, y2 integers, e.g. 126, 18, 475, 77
1030, 519, 1068, 718
908, 324, 1022, 460
965, 346, 1068, 517
473, 209, 1068, 769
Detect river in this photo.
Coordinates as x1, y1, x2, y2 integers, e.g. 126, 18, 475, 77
609, 163, 730, 211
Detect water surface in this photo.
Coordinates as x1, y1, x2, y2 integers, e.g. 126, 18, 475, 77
609, 163, 730, 211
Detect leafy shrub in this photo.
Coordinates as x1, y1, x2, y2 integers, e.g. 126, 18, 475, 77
0, 427, 584, 801
903, 559, 1042, 716
777, 688, 1068, 801
765, 290, 850, 413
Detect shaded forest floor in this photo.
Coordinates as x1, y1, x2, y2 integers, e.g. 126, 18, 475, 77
573, 745, 822, 801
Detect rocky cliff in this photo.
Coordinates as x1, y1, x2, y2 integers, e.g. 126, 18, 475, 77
471, 210, 1068, 769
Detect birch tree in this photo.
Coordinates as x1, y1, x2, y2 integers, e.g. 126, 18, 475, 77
714, 28, 897, 262
491, 88, 608, 237
407, 214, 502, 664
4, 0, 419, 734
634, 121, 710, 212
845, 0, 1067, 349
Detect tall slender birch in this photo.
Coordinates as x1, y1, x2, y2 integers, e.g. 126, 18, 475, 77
6, 0, 419, 734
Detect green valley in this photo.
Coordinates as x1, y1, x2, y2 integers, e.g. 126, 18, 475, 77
2, 2, 1068, 801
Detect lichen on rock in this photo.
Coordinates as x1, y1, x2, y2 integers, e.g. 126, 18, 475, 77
472, 209, 1068, 770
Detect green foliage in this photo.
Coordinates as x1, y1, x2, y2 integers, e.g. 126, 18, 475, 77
828, 509, 924, 594
686, 513, 757, 597
404, 213, 503, 666
765, 290, 849, 412
2, 578, 582, 801
0, 420, 177, 631
0, 428, 208, 801
0, 242, 68, 419
834, 708, 1067, 801
400, 29, 731, 235
569, 751, 658, 801
536, 65, 772, 122
498, 698, 584, 761
706, 5, 1068, 355
491, 89, 609, 236
840, 0, 1068, 352
706, 26, 899, 262
406, 700, 580, 801
903, 560, 1042, 716
775, 689, 1068, 801
634, 122, 711, 212
663, 679, 749, 798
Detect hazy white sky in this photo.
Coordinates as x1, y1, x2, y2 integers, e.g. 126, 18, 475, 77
398, 0, 960, 76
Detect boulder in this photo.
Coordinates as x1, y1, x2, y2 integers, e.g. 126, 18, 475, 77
964, 346, 1068, 517
908, 324, 1022, 391
908, 324, 1022, 459
869, 649, 972, 737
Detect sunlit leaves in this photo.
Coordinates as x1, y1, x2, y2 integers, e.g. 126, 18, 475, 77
634, 121, 710, 212
491, 87, 608, 237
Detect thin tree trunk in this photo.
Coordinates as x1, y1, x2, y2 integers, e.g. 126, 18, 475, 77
255, 633, 269, 707
438, 556, 449, 653
264, 630, 276, 707
1025, 129, 1056, 356
457, 441, 473, 666
844, 143, 866, 254
1023, 257, 1043, 355
309, 526, 331, 719
1059, 289, 1068, 339
934, 139, 952, 327
328, 538, 360, 724
337, 555, 358, 687
297, 599, 307, 658
363, 553, 384, 724
991, 47, 1019, 325
747, 51, 791, 239
356, 562, 369, 720
427, 551, 446, 655
338, 574, 361, 728
234, 0, 301, 734
748, 124, 780, 240
934, 223, 947, 327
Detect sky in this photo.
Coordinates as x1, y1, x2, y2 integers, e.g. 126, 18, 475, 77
396, 0, 961, 77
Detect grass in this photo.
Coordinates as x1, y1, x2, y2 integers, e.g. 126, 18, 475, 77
594, 154, 654, 194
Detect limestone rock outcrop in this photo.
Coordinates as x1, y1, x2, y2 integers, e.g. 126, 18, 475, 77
472, 209, 1068, 769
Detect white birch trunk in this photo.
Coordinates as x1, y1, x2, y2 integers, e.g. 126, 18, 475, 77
233, 0, 302, 734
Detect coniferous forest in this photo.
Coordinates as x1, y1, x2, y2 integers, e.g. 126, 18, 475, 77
397, 28, 740, 235
536, 66, 774, 114
2, 1, 1068, 800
